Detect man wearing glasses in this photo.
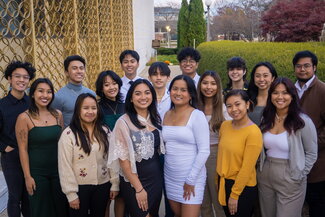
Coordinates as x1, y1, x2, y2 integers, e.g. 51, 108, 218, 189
0, 61, 36, 217
293, 50, 325, 217
177, 47, 201, 87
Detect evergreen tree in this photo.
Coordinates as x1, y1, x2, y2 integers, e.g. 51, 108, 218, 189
187, 0, 206, 47
177, 0, 189, 48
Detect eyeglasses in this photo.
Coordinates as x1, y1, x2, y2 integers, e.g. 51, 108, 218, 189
11, 74, 30, 80
181, 59, 197, 64
295, 63, 312, 70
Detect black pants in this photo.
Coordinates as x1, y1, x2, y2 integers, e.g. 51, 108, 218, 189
306, 181, 325, 217
223, 179, 257, 217
1, 150, 30, 217
69, 182, 111, 217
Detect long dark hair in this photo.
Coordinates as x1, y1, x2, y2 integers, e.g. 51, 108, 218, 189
260, 77, 305, 134
70, 93, 109, 156
29, 78, 58, 118
95, 70, 123, 103
169, 75, 198, 109
125, 79, 161, 130
197, 71, 224, 131
248, 62, 278, 105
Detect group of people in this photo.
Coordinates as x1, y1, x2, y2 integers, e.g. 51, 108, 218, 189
0, 47, 324, 217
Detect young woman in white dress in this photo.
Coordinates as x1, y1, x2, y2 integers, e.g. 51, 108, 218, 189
162, 74, 210, 217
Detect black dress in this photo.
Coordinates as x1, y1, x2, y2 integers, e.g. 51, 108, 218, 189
120, 129, 163, 217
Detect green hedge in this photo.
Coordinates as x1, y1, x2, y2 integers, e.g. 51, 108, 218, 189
197, 41, 325, 87
156, 48, 179, 55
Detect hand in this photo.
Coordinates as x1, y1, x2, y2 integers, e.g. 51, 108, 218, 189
228, 197, 238, 215
135, 188, 148, 211
110, 191, 119, 200
183, 183, 195, 201
5, 146, 14, 153
25, 176, 36, 196
69, 198, 80, 210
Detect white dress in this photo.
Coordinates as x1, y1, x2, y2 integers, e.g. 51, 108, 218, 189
162, 109, 210, 204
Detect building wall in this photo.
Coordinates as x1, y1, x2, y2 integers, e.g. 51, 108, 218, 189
133, 0, 155, 74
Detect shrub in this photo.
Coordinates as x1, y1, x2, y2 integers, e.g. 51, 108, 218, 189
197, 41, 325, 87
156, 48, 178, 55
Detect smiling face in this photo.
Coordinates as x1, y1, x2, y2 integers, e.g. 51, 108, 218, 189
294, 57, 316, 83
228, 67, 246, 83
65, 60, 85, 85
254, 66, 275, 91
170, 79, 191, 106
180, 57, 199, 77
121, 54, 139, 80
103, 75, 119, 101
225, 95, 249, 121
200, 75, 218, 98
33, 82, 53, 108
80, 97, 98, 125
8, 68, 30, 93
131, 83, 153, 112
149, 68, 169, 90
271, 83, 292, 113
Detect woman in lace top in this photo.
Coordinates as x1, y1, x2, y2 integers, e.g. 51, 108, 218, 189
108, 79, 165, 217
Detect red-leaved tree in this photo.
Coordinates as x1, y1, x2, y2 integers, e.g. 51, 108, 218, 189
260, 0, 325, 42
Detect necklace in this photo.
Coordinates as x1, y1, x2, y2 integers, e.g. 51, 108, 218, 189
105, 101, 118, 115
275, 113, 287, 122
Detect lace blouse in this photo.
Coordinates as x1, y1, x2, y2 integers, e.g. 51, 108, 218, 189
107, 114, 165, 182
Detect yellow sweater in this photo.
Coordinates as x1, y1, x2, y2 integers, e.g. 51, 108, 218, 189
216, 120, 262, 206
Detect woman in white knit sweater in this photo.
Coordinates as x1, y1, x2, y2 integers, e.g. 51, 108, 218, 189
58, 93, 119, 217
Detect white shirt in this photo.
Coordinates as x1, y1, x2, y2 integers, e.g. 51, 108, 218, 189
295, 75, 315, 98
157, 89, 171, 121
193, 73, 200, 88
120, 75, 142, 102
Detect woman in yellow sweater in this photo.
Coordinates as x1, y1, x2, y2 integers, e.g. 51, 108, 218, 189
217, 90, 262, 217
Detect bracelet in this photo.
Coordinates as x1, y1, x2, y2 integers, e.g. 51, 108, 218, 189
136, 188, 144, 194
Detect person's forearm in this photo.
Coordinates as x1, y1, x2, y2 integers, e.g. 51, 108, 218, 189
19, 149, 32, 178
119, 159, 143, 191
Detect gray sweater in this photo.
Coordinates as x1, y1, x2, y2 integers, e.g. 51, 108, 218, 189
259, 114, 318, 181
52, 83, 95, 127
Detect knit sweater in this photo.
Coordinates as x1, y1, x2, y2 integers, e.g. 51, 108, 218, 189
52, 83, 95, 127
298, 77, 325, 183
58, 127, 119, 202
216, 120, 262, 206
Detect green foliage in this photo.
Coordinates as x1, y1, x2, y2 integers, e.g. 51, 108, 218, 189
146, 55, 178, 66
187, 0, 206, 47
197, 41, 325, 87
156, 48, 179, 55
178, 0, 189, 48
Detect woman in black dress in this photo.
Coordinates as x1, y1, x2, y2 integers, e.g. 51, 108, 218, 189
107, 79, 164, 217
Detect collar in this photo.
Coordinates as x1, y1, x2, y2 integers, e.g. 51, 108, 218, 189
161, 89, 169, 102
122, 76, 141, 84
137, 114, 150, 123
67, 82, 83, 91
295, 75, 316, 91
7, 91, 28, 104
